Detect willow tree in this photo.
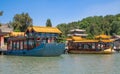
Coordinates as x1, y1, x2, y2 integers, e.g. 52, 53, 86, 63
46, 19, 52, 27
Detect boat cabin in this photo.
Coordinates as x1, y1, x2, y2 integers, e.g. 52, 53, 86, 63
7, 26, 62, 50
67, 34, 114, 52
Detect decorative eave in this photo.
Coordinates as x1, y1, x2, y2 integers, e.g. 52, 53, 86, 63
67, 34, 88, 37
70, 29, 86, 32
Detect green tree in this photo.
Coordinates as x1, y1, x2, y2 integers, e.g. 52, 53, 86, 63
0, 11, 3, 16
111, 21, 120, 35
56, 13, 120, 39
57, 23, 68, 37
0, 11, 3, 26
56, 23, 68, 42
10, 13, 33, 32
46, 19, 52, 27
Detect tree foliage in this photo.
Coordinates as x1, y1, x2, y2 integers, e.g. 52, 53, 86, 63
0, 11, 3, 16
46, 19, 52, 27
0, 11, 3, 26
10, 13, 33, 32
57, 14, 120, 39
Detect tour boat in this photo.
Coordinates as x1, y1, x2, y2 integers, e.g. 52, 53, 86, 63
5, 26, 65, 56
67, 35, 114, 54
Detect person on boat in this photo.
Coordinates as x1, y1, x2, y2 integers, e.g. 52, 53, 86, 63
97, 44, 101, 50
114, 46, 116, 50
64, 41, 68, 54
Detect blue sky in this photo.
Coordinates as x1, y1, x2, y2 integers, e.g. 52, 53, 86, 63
0, 0, 120, 26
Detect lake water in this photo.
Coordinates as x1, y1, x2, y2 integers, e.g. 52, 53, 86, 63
0, 53, 120, 74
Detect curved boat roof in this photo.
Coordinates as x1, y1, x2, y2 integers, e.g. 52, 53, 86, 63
26, 26, 62, 34
95, 34, 111, 39
66, 36, 113, 43
10, 32, 24, 37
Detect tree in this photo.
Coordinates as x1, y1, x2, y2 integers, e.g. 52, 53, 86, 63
57, 23, 68, 37
0, 11, 3, 26
46, 19, 52, 27
57, 23, 68, 42
0, 11, 3, 16
10, 13, 33, 32
111, 21, 120, 35
56, 13, 120, 39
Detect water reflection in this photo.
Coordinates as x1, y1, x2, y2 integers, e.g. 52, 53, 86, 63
0, 54, 120, 74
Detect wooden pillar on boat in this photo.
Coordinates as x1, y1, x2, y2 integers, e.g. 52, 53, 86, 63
15, 40, 17, 50
12, 40, 13, 50
95, 43, 98, 51
19, 40, 20, 50
95, 43, 96, 49
7, 40, 9, 50
27, 38, 29, 50
33, 38, 35, 48
8, 40, 11, 50
16, 40, 18, 50
19, 40, 21, 50
20, 40, 23, 50
23, 40, 24, 49
12, 40, 14, 50
9, 40, 12, 50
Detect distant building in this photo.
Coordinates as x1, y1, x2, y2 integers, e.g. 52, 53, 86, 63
0, 24, 13, 48
67, 29, 88, 38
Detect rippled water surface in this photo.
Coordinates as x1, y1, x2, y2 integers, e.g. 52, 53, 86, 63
0, 53, 120, 74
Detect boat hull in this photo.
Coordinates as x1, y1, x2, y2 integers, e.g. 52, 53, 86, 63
5, 43, 65, 56
68, 48, 114, 54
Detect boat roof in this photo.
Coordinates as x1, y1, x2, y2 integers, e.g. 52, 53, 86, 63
66, 36, 113, 43
72, 36, 83, 41
10, 32, 24, 37
95, 34, 111, 39
26, 26, 62, 34
66, 38, 72, 41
